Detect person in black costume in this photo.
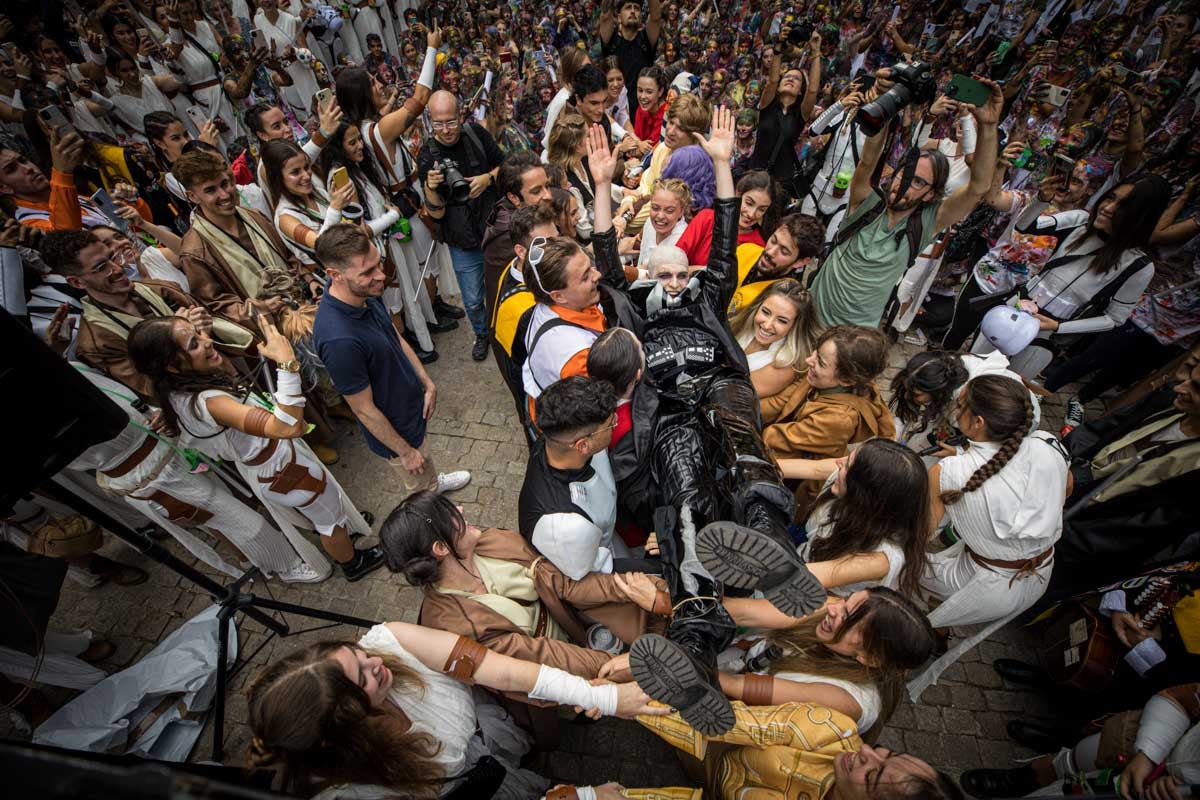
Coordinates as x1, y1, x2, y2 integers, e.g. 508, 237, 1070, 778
582, 109, 826, 736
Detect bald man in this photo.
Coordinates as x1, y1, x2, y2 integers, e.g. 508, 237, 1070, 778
417, 90, 506, 361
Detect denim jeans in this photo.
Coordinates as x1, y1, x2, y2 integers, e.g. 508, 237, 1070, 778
446, 244, 488, 336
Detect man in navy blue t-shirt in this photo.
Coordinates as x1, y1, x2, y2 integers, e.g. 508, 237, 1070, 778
312, 225, 470, 496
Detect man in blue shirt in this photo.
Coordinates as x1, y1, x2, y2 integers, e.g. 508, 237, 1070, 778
313, 225, 470, 496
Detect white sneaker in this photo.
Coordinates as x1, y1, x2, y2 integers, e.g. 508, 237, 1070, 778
436, 470, 472, 493
276, 562, 331, 583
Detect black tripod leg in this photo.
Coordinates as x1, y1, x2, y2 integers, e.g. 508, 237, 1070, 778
211, 604, 235, 762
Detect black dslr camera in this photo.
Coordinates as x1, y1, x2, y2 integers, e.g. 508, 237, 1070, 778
787, 19, 814, 46
857, 61, 937, 137
431, 158, 471, 205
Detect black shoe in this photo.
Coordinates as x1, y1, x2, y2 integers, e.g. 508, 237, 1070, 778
993, 657, 1051, 687
402, 331, 439, 363
427, 317, 459, 333
434, 296, 465, 319
695, 521, 827, 618
359, 510, 375, 527
471, 334, 489, 361
341, 545, 385, 582
630, 633, 734, 736
960, 767, 1040, 799
1007, 720, 1072, 753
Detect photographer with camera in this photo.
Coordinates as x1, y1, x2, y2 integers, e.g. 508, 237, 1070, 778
418, 90, 505, 362
748, 29, 822, 201
810, 67, 1004, 329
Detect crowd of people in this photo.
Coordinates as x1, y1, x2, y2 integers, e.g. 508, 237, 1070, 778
2, 0, 1198, 797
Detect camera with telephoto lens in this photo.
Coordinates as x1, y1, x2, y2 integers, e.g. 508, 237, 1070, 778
857, 61, 937, 137
787, 19, 814, 46
431, 158, 471, 205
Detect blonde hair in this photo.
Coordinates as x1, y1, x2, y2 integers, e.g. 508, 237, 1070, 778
547, 113, 587, 169
667, 92, 712, 136
651, 177, 693, 219
730, 278, 821, 370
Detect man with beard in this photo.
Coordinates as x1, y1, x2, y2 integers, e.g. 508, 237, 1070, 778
809, 69, 1004, 328
312, 225, 471, 497
600, 0, 662, 112
728, 213, 826, 314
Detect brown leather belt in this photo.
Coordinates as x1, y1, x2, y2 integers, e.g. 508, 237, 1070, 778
244, 438, 279, 466
189, 78, 221, 92
969, 546, 1054, 587
102, 434, 159, 479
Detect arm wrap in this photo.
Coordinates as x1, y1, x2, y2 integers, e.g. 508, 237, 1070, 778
243, 406, 273, 437
442, 635, 489, 683
528, 665, 618, 715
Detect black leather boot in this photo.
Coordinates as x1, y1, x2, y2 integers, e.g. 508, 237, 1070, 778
630, 588, 738, 738
695, 517, 827, 618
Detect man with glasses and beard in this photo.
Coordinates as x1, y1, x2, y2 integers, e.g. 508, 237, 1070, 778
809, 68, 1004, 328
418, 90, 506, 361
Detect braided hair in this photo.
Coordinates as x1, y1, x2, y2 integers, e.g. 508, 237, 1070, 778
940, 375, 1034, 506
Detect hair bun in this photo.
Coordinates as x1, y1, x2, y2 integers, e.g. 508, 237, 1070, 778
400, 556, 440, 586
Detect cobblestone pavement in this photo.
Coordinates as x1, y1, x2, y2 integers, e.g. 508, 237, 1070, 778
20, 321, 1091, 790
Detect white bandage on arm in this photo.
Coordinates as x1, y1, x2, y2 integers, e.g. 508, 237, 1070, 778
528, 665, 618, 716
319, 205, 342, 234
959, 115, 977, 155
1134, 694, 1193, 764
418, 46, 437, 89
368, 207, 400, 236
272, 369, 305, 425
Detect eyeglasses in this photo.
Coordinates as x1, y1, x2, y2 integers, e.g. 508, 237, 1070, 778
909, 175, 932, 190
546, 412, 619, 446
429, 118, 460, 131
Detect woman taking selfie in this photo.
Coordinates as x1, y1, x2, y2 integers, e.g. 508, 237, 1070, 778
127, 316, 383, 581
727, 278, 820, 399
263, 139, 359, 285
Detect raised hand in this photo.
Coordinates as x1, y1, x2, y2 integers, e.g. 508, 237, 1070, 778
329, 178, 358, 211
317, 92, 343, 134
692, 105, 734, 164
428, 19, 442, 50
585, 122, 618, 185
257, 318, 296, 363
970, 77, 1005, 125
999, 140, 1025, 166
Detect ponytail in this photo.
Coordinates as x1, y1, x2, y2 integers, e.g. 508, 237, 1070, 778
940, 375, 1033, 505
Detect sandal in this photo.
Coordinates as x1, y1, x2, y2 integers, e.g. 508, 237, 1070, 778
88, 555, 149, 586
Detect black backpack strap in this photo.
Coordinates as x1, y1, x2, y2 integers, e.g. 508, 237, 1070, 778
525, 316, 586, 393
828, 187, 887, 253
1073, 254, 1153, 322
460, 123, 489, 173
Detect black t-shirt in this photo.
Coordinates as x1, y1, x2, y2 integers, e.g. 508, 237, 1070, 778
749, 98, 808, 182
602, 28, 655, 112
417, 122, 505, 250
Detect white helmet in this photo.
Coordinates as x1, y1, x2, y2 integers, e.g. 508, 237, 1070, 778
980, 305, 1040, 356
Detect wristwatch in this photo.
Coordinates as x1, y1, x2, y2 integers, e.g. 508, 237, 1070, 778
277, 359, 301, 373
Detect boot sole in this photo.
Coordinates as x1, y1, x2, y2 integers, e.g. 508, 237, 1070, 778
695, 522, 826, 618
629, 634, 734, 736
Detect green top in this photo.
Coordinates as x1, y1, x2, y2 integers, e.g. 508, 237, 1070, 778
811, 190, 941, 327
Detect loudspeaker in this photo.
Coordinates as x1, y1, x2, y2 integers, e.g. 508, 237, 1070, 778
0, 309, 126, 514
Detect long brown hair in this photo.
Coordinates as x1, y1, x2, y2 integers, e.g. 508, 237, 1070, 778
768, 587, 934, 742
245, 639, 444, 797
940, 375, 1033, 505
808, 439, 930, 599
816, 324, 889, 397
127, 316, 244, 433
